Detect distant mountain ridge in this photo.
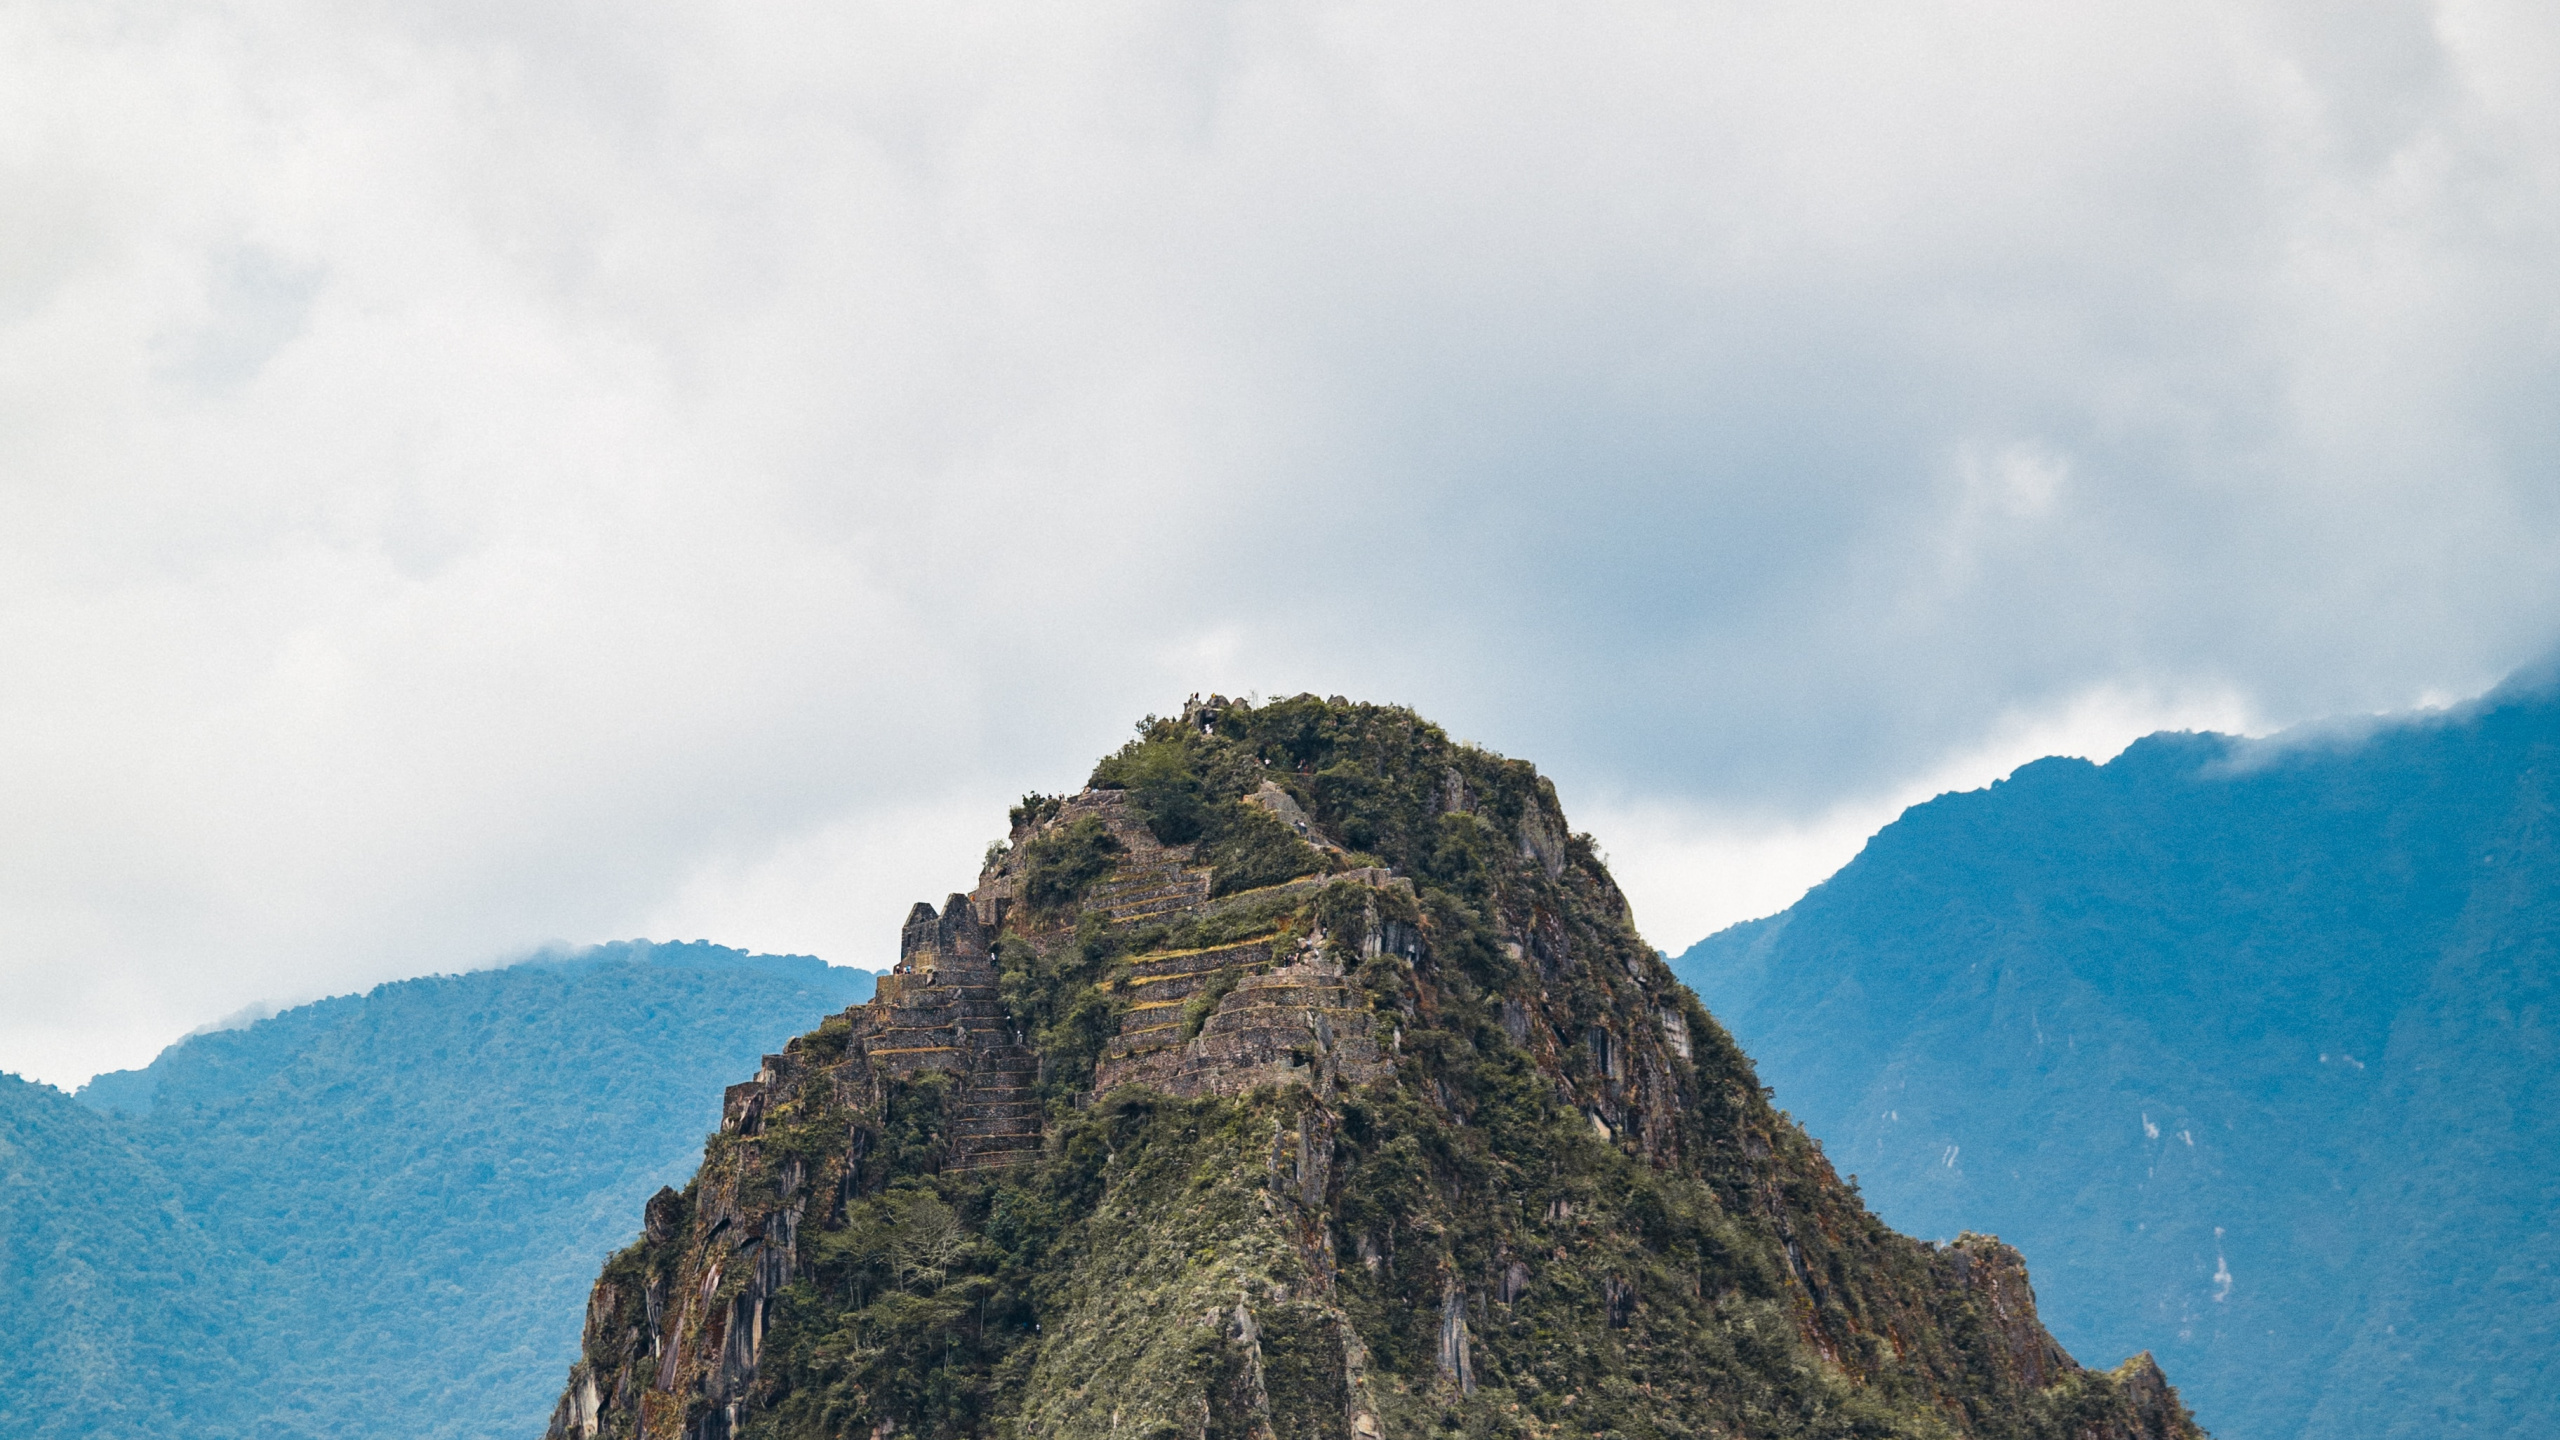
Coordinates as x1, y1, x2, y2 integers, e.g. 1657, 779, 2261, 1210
71, 940, 849, 1119
1673, 676, 2560, 1440
0, 942, 871, 1440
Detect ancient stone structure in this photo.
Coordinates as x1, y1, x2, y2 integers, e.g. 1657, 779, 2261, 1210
847, 896, 1040, 1172
720, 784, 1400, 1178
1005, 788, 1397, 1103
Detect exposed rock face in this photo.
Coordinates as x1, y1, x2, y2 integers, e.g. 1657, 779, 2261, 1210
545, 696, 2207, 1440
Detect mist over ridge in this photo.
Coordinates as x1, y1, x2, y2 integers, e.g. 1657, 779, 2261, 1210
1676, 671, 2560, 1439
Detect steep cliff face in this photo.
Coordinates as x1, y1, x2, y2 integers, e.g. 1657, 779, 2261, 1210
547, 696, 2203, 1440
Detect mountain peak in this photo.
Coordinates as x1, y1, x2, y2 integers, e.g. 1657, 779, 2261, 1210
546, 695, 2203, 1440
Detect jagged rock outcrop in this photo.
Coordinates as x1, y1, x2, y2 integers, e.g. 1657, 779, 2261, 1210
545, 695, 2207, 1440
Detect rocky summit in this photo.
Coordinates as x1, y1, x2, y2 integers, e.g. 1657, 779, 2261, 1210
544, 696, 2206, 1440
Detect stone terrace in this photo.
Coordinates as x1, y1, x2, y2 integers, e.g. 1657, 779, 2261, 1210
835, 787, 1409, 1170
850, 894, 1042, 1172
1092, 947, 1393, 1100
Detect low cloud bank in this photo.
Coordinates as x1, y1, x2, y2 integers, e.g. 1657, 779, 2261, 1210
4, 0, 2555, 1082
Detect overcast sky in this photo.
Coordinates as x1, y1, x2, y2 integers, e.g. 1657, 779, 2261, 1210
5, 0, 2556, 1087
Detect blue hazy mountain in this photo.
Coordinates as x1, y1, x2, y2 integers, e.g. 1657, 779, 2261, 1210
1672, 677, 2560, 1440
0, 941, 871, 1440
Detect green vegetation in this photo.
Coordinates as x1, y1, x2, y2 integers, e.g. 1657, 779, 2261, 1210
1176, 965, 1240, 1038
1201, 804, 1325, 895
1675, 682, 2560, 1440
1091, 726, 1328, 894
566, 697, 2196, 1440
0, 1076, 240, 1436
994, 913, 1129, 1102
1121, 887, 1305, 959
0, 943, 870, 1440
1016, 815, 1122, 912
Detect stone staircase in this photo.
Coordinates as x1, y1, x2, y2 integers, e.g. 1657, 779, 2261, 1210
947, 1045, 1041, 1173
853, 895, 1046, 1173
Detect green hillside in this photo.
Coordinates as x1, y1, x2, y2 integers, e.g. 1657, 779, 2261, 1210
1674, 678, 2560, 1440
0, 943, 872, 1440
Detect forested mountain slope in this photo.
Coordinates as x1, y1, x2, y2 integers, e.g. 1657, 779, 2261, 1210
1674, 677, 2560, 1440
0, 943, 871, 1440
544, 696, 2202, 1440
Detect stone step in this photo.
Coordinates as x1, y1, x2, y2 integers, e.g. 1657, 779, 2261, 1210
956, 1101, 1039, 1119
873, 998, 1010, 1019
1186, 873, 1339, 910
1215, 990, 1360, 1013
1091, 857, 1197, 880
883, 988, 1007, 1003
1127, 937, 1276, 976
878, 979, 1003, 1000
1100, 881, 1208, 901
1228, 978, 1358, 1001
870, 1017, 1011, 1039
952, 1116, 1043, 1138
1093, 871, 1210, 897
1219, 980, 1356, 1000
1108, 895, 1206, 919
1093, 884, 1206, 908
875, 1004, 1003, 1024
1105, 1028, 1184, 1059
1106, 905, 1212, 929
871, 1031, 1004, 1053
1090, 870, 1197, 895
875, 1013, 1012, 1031
866, 1043, 963, 1059
1100, 860, 1208, 886
1120, 972, 1224, 1002
1207, 1004, 1358, 1029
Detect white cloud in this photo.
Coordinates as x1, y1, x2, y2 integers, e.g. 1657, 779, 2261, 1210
1585, 682, 2266, 950
3, 0, 2556, 1085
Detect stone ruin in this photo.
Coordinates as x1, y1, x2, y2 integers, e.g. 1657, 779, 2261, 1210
846, 895, 1042, 1172
812, 786, 1398, 1171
